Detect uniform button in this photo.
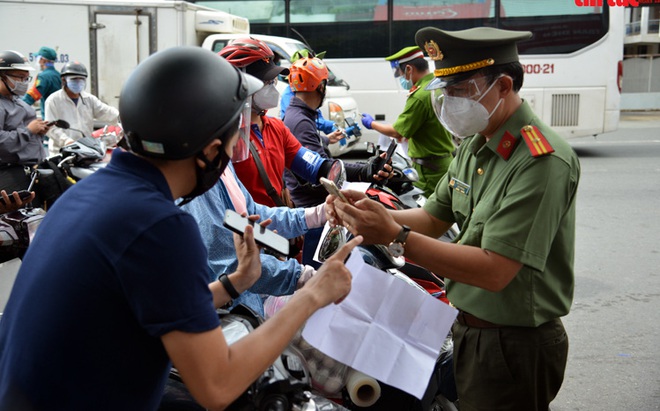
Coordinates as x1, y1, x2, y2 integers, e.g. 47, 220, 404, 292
477, 168, 484, 175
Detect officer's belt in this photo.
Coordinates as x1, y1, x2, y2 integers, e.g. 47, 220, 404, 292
410, 152, 455, 172
455, 310, 502, 329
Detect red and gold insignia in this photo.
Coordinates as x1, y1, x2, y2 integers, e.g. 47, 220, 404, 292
407, 85, 419, 96
520, 125, 554, 157
496, 131, 517, 160
424, 40, 443, 61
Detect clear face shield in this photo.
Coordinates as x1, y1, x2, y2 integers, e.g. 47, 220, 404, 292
390, 60, 403, 78
231, 100, 252, 163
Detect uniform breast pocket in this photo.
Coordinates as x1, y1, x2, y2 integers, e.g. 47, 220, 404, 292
460, 201, 497, 245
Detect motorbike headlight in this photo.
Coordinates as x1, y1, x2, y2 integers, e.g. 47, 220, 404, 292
328, 102, 345, 125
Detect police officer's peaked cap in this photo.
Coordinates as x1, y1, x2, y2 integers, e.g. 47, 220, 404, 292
385, 46, 424, 63
415, 27, 532, 90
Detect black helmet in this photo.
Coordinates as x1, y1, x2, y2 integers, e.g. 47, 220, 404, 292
119, 46, 262, 160
0, 50, 34, 72
61, 61, 88, 78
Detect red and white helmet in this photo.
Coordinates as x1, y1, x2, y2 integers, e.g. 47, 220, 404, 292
219, 37, 274, 68
288, 57, 328, 92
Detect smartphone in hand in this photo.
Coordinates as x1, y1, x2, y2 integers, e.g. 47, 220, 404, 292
0, 190, 32, 206
223, 210, 290, 258
372, 139, 397, 173
319, 177, 348, 203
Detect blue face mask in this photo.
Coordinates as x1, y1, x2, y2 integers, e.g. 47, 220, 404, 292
398, 67, 413, 90
66, 78, 86, 94
399, 76, 413, 91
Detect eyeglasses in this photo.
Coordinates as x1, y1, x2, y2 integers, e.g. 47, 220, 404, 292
441, 77, 489, 100
264, 78, 278, 86
6, 74, 32, 83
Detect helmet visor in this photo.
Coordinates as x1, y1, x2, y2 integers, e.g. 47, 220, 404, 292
231, 101, 252, 163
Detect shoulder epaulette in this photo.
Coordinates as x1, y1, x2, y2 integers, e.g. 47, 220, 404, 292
407, 85, 419, 97
520, 125, 554, 157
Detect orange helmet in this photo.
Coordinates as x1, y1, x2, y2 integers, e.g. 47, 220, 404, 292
288, 57, 328, 92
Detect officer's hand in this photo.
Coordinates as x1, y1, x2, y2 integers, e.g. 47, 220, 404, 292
361, 113, 374, 130
334, 194, 400, 245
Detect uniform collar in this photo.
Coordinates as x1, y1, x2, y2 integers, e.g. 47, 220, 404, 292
466, 100, 535, 161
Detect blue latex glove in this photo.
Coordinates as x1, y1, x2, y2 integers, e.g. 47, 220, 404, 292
344, 123, 361, 138
361, 113, 374, 130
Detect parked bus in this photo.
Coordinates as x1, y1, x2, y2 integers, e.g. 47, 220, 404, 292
194, 0, 624, 139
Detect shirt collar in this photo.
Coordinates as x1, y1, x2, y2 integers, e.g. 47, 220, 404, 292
107, 148, 174, 201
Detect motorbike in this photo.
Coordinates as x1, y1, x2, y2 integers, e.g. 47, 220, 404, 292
159, 304, 349, 411
314, 225, 459, 411
0, 121, 118, 263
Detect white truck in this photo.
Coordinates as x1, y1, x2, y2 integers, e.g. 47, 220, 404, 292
0, 0, 249, 110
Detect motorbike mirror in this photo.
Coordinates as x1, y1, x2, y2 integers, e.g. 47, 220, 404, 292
51, 119, 70, 129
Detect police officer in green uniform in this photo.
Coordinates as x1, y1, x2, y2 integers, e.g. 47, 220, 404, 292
327, 27, 580, 411
361, 46, 454, 197
23, 46, 61, 119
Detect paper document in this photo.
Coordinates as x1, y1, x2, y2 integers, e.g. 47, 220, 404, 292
302, 252, 457, 399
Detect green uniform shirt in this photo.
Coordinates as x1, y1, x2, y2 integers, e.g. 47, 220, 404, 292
393, 73, 455, 196
424, 100, 580, 327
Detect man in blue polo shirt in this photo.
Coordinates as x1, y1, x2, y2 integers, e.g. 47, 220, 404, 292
0, 46, 359, 411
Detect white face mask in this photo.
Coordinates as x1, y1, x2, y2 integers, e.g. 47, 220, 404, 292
252, 83, 280, 112
3, 76, 30, 97
434, 77, 503, 139
66, 78, 86, 95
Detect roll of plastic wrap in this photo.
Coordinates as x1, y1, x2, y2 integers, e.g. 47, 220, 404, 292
346, 369, 381, 408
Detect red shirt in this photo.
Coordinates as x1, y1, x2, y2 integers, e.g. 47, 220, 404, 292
233, 115, 302, 207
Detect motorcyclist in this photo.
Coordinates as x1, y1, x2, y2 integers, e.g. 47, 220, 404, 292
0, 50, 50, 196
218, 37, 339, 208
44, 61, 119, 156
283, 56, 393, 208
0, 46, 361, 410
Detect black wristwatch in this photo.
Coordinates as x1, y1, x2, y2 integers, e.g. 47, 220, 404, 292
219, 274, 240, 300
387, 225, 411, 257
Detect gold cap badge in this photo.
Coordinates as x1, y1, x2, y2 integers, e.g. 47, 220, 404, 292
424, 40, 443, 61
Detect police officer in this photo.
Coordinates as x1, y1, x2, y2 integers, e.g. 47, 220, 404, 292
23, 46, 61, 119
327, 27, 580, 411
361, 46, 455, 197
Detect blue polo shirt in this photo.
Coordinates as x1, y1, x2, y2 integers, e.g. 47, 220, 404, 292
0, 149, 220, 410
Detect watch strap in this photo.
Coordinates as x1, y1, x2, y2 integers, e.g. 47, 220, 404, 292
395, 225, 411, 244
219, 274, 240, 299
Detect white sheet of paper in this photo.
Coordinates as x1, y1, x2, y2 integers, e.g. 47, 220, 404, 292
302, 252, 458, 399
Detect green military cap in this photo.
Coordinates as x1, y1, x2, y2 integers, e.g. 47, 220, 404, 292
36, 46, 57, 61
414, 27, 532, 89
385, 46, 424, 63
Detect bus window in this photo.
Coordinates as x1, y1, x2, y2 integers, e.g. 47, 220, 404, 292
499, 0, 608, 54
387, 0, 495, 21
197, 1, 285, 23
290, 0, 375, 23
